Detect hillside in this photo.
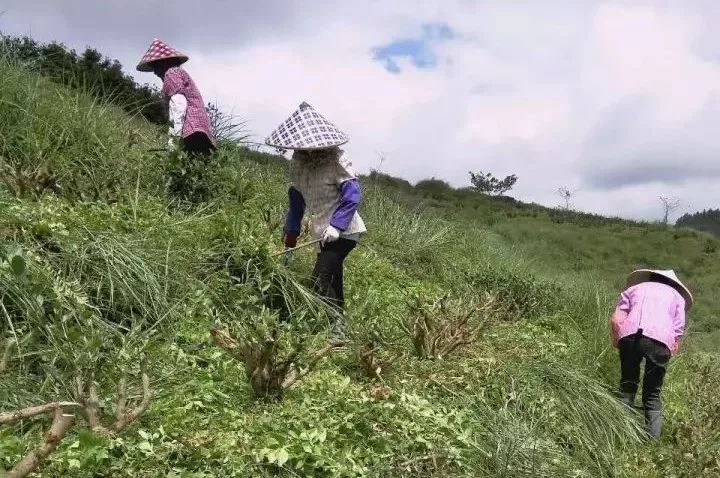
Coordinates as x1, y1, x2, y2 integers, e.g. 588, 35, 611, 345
366, 172, 720, 351
1, 49, 719, 478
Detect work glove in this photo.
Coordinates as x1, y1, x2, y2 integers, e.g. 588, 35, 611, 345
322, 225, 341, 245
283, 233, 298, 248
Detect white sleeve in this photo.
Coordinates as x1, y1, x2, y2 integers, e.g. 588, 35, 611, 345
168, 94, 188, 136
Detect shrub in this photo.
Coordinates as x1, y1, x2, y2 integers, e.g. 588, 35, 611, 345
401, 293, 496, 359
462, 265, 563, 320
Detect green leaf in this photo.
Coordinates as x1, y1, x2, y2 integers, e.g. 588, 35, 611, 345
275, 448, 289, 467
138, 441, 153, 453
9, 253, 26, 277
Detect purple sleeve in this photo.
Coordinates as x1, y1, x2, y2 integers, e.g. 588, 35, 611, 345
329, 179, 361, 231
284, 186, 305, 236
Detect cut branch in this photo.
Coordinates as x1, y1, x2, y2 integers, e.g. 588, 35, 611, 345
115, 375, 128, 423
75, 366, 153, 436
211, 323, 335, 399
282, 344, 334, 389
84, 379, 103, 430
0, 402, 80, 425
209, 325, 245, 362
112, 363, 151, 432
405, 294, 489, 359
7, 408, 75, 478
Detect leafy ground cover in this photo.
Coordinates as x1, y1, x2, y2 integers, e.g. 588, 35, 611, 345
1, 51, 718, 477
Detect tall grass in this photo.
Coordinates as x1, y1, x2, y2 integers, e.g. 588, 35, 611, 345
362, 190, 454, 273
0, 59, 162, 201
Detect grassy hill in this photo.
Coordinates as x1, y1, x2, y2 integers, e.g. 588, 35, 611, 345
365, 173, 720, 351
1, 50, 719, 478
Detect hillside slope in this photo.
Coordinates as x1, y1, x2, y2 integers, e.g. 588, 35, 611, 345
365, 173, 720, 351
1, 57, 719, 478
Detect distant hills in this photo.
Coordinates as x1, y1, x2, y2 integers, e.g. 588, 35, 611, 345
677, 209, 720, 237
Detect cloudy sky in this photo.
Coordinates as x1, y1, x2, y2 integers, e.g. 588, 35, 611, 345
3, 0, 720, 220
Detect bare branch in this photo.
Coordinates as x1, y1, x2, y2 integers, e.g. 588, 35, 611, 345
209, 325, 245, 362
659, 195, 683, 224
556, 186, 578, 210
115, 375, 128, 423
84, 379, 103, 430
7, 408, 75, 478
0, 402, 80, 425
282, 344, 334, 389
112, 363, 151, 432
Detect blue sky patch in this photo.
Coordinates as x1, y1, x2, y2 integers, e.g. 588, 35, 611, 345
372, 22, 454, 73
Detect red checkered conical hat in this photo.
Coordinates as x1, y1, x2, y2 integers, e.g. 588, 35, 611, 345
136, 38, 189, 72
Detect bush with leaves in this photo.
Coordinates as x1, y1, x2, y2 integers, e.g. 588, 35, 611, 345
206, 243, 339, 400
462, 265, 563, 320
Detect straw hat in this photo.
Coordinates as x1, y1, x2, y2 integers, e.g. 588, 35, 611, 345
136, 38, 189, 72
265, 102, 349, 150
626, 269, 693, 310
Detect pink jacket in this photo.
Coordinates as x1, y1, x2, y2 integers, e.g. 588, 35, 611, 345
161, 67, 215, 144
611, 282, 686, 353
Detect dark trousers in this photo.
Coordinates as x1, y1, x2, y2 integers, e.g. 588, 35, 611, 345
311, 238, 356, 341
618, 334, 671, 438
182, 132, 215, 155
311, 238, 356, 313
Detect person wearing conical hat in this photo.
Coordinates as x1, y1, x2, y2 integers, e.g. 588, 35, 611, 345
609, 269, 692, 439
266, 102, 366, 346
136, 38, 215, 154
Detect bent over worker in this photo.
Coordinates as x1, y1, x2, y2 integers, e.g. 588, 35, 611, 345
609, 269, 692, 439
136, 38, 215, 155
266, 102, 366, 346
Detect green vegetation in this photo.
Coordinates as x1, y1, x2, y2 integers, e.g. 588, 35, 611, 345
1, 43, 719, 477
677, 209, 720, 237
0, 32, 165, 124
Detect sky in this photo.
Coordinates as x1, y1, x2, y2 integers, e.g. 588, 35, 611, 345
2, 0, 720, 221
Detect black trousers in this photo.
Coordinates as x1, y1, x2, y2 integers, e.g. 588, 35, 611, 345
311, 238, 356, 312
619, 334, 671, 438
182, 132, 215, 155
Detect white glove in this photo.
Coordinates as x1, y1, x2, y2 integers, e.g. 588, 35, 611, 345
322, 225, 341, 244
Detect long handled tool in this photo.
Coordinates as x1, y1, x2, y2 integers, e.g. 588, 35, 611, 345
271, 238, 323, 257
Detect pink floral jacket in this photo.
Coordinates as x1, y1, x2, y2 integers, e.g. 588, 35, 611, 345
162, 67, 215, 144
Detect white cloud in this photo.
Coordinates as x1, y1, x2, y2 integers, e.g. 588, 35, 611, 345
3, 0, 720, 219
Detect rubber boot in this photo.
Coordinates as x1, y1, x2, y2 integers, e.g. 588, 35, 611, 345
645, 410, 663, 439
621, 392, 636, 410
328, 316, 347, 347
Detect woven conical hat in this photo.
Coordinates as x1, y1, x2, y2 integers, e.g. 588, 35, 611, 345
626, 269, 693, 310
265, 102, 349, 150
136, 38, 189, 72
